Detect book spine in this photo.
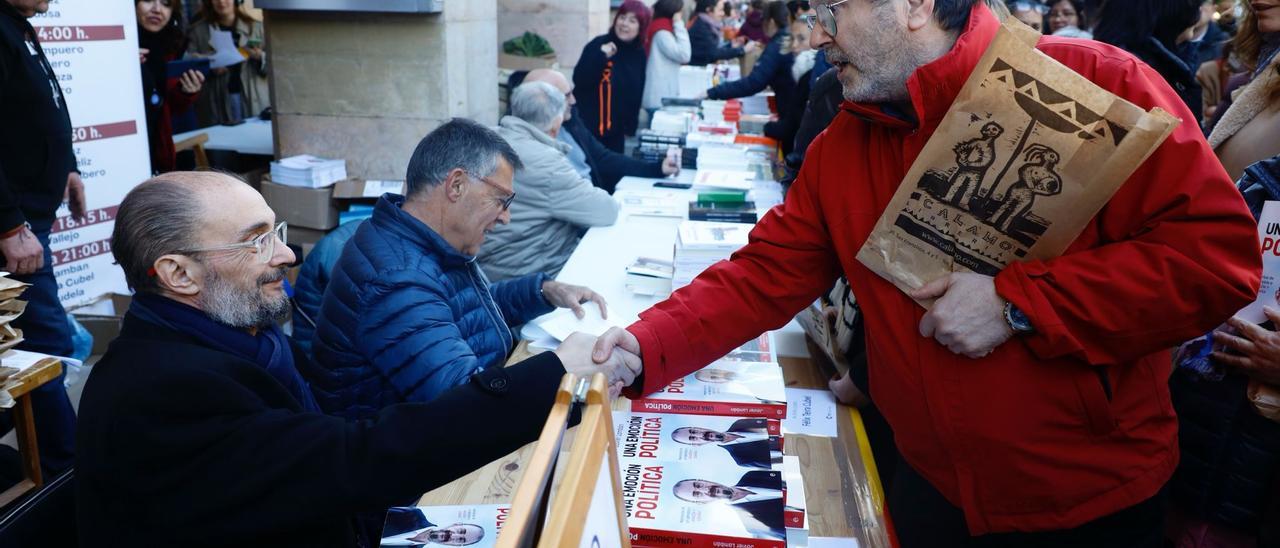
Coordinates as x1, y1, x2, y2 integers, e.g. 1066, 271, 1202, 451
784, 507, 805, 528
631, 399, 786, 419
628, 527, 786, 548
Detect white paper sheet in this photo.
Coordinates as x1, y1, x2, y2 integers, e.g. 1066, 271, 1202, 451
207, 28, 246, 69
534, 306, 621, 342
782, 388, 838, 437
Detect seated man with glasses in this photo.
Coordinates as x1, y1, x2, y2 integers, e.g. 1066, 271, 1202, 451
310, 118, 622, 420
76, 170, 638, 544
479, 81, 622, 282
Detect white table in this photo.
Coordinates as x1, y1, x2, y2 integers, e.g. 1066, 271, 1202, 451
533, 171, 810, 359
172, 118, 274, 156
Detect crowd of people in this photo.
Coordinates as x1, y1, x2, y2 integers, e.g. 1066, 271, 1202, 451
1, 0, 1279, 546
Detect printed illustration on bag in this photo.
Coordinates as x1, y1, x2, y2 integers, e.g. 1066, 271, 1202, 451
857, 23, 1178, 295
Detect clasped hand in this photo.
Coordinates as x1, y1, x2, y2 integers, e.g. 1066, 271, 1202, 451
909, 272, 1013, 359
555, 332, 642, 398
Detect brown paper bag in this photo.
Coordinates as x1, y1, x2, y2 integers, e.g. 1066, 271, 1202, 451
1250, 381, 1280, 423
857, 24, 1180, 299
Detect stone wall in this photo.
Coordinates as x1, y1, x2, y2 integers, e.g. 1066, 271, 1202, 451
497, 0, 611, 70
265, 0, 497, 181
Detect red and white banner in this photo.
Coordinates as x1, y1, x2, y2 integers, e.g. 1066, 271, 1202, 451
33, 1, 150, 307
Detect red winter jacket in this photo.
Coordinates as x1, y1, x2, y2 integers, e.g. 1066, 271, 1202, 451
624, 2, 1261, 535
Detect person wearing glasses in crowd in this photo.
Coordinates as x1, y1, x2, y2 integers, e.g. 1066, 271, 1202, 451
76, 170, 638, 544
592, 0, 1260, 546
1008, 0, 1048, 31
309, 119, 623, 421
480, 82, 621, 282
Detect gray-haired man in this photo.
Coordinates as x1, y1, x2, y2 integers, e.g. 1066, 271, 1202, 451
310, 118, 631, 421
478, 81, 621, 282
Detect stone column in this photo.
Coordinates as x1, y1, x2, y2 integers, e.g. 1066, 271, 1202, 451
497, 0, 611, 71
264, 0, 498, 181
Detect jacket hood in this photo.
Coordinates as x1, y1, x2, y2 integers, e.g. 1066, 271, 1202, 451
499, 115, 571, 155
840, 1, 1000, 130
370, 194, 474, 267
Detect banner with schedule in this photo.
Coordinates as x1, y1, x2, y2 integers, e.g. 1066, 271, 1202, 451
32, 0, 150, 307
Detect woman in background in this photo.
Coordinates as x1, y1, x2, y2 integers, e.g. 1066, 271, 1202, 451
187, 0, 269, 126
642, 0, 692, 114
705, 2, 794, 110
137, 0, 203, 174
573, 0, 651, 153
1046, 0, 1092, 38
689, 0, 756, 67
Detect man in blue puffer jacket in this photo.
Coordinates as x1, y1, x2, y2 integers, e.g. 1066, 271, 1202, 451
308, 119, 611, 419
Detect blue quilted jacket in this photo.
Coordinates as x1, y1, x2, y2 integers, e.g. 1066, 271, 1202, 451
306, 195, 553, 419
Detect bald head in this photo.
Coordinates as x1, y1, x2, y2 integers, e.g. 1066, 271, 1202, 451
112, 171, 256, 293
523, 69, 575, 119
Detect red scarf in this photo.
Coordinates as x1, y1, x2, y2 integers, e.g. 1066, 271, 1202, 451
645, 17, 675, 55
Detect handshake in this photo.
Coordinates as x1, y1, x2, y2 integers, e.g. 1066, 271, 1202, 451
553, 328, 644, 398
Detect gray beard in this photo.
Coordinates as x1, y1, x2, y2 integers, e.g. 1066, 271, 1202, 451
199, 266, 290, 329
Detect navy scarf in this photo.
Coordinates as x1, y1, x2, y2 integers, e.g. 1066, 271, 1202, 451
130, 293, 321, 412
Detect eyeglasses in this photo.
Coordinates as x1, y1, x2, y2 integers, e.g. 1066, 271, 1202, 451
178, 222, 287, 264
1011, 1, 1049, 14
468, 172, 516, 211
804, 0, 849, 37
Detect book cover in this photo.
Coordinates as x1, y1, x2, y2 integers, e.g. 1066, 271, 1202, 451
614, 411, 782, 471
620, 459, 786, 547
380, 504, 508, 547
631, 360, 787, 419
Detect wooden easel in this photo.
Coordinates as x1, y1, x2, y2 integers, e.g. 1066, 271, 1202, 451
539, 374, 632, 548
494, 374, 579, 548
494, 373, 632, 548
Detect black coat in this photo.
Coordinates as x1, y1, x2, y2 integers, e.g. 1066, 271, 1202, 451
573, 33, 646, 153
688, 16, 743, 67
563, 108, 663, 193
0, 2, 77, 231
75, 311, 568, 547
780, 67, 843, 190
707, 30, 795, 119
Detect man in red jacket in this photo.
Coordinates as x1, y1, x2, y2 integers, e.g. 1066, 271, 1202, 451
593, 0, 1262, 546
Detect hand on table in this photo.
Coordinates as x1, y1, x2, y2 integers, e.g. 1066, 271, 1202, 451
661, 148, 681, 176
555, 332, 641, 397
908, 272, 1013, 359
1213, 307, 1280, 386
542, 280, 607, 319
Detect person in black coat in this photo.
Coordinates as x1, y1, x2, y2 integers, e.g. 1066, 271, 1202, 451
75, 171, 629, 547
0, 0, 86, 481
1094, 0, 1205, 120
705, 2, 795, 115
689, 0, 753, 66
573, 0, 651, 154
779, 66, 843, 190
518, 69, 677, 193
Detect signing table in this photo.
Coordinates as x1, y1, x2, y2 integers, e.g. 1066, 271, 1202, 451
419, 171, 893, 547
0, 351, 63, 507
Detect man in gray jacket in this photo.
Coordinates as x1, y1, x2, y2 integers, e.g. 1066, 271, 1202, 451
480, 81, 621, 281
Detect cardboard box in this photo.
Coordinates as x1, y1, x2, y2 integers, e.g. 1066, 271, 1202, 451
332, 179, 405, 199
70, 293, 133, 355
260, 176, 339, 230
289, 225, 329, 249
498, 52, 558, 71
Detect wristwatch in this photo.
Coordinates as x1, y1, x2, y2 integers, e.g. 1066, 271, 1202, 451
1003, 301, 1034, 334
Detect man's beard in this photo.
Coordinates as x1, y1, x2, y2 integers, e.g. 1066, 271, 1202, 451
199, 265, 290, 329
824, 6, 920, 104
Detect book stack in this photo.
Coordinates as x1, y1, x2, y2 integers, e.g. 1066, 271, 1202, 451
739, 93, 773, 116
693, 169, 755, 191
700, 99, 742, 124
630, 357, 787, 419
636, 129, 697, 169
688, 200, 758, 224
625, 257, 675, 297
695, 144, 752, 172
678, 65, 714, 98
0, 274, 29, 355
673, 220, 751, 289
650, 110, 695, 135
269, 155, 348, 188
